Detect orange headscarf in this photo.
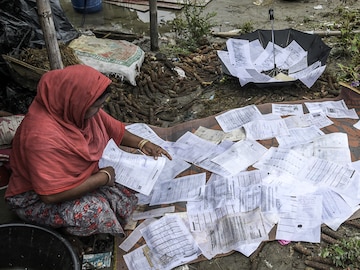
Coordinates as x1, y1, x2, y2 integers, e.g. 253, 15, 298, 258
6, 65, 125, 197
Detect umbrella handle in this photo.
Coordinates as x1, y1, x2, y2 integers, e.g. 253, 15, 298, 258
269, 8, 276, 70
269, 8, 274, 21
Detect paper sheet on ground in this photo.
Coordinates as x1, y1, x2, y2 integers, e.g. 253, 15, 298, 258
140, 214, 201, 270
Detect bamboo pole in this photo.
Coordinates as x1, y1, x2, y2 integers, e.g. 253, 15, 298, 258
149, 0, 159, 51
305, 29, 360, 37
36, 0, 63, 70
212, 29, 360, 38
339, 81, 360, 95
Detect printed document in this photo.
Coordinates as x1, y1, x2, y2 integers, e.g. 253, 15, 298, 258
99, 139, 166, 196
211, 139, 268, 175
215, 105, 263, 132
140, 215, 201, 270
276, 194, 322, 242
149, 173, 206, 206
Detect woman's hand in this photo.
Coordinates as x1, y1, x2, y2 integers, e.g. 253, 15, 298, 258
98, 166, 116, 187
141, 141, 172, 160
120, 130, 172, 160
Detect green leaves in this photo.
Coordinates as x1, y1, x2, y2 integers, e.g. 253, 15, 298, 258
170, 0, 216, 52
335, 8, 360, 85
321, 238, 360, 268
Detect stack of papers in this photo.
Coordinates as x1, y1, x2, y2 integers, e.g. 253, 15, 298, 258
100, 100, 360, 270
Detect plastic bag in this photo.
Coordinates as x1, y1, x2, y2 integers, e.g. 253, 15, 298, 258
69, 35, 145, 86
0, 0, 80, 79
0, 0, 79, 49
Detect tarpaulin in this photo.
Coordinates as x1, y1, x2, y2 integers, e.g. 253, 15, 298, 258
115, 85, 360, 268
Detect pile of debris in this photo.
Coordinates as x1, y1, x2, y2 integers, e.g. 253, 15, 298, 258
104, 43, 225, 127
18, 45, 81, 70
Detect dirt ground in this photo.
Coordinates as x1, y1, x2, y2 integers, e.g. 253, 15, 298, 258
203, 0, 357, 34
1, 0, 360, 269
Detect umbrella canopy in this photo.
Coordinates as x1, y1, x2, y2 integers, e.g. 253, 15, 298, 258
218, 28, 332, 88
234, 28, 331, 66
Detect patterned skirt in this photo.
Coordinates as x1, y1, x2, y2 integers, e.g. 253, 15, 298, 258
6, 184, 138, 236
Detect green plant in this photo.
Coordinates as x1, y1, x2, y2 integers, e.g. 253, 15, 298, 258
321, 238, 360, 268
170, 0, 216, 51
285, 16, 292, 22
303, 17, 311, 23
333, 8, 360, 85
338, 62, 360, 86
240, 21, 254, 33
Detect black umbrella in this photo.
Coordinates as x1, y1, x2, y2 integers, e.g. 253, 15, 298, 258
220, 9, 331, 87
232, 28, 331, 67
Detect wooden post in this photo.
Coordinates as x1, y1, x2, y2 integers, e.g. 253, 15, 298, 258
149, 0, 159, 51
36, 0, 64, 70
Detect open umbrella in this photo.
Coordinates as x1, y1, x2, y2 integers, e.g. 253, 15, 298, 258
218, 9, 331, 88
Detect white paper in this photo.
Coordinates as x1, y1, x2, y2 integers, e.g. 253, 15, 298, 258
291, 132, 352, 165
254, 147, 308, 176
126, 123, 173, 150
198, 208, 268, 259
226, 38, 253, 68
217, 50, 238, 76
140, 215, 200, 270
284, 111, 333, 129
123, 245, 156, 270
279, 40, 307, 70
298, 157, 357, 193
172, 131, 218, 163
194, 126, 245, 144
314, 188, 358, 231
305, 99, 348, 112
253, 42, 290, 72
276, 125, 325, 148
119, 218, 156, 252
99, 139, 166, 196
212, 139, 268, 175
276, 194, 322, 242
243, 118, 290, 140
131, 206, 175, 221
272, 104, 304, 116
150, 173, 206, 206
215, 105, 263, 132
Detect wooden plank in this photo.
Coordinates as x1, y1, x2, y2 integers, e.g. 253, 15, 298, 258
153, 1, 183, 9
107, 0, 183, 9
158, 0, 212, 6
105, 0, 212, 10
104, 0, 149, 11
91, 29, 139, 41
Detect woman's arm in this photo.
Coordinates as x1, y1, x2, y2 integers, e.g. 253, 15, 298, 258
39, 166, 115, 204
120, 130, 172, 160
120, 129, 144, 149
